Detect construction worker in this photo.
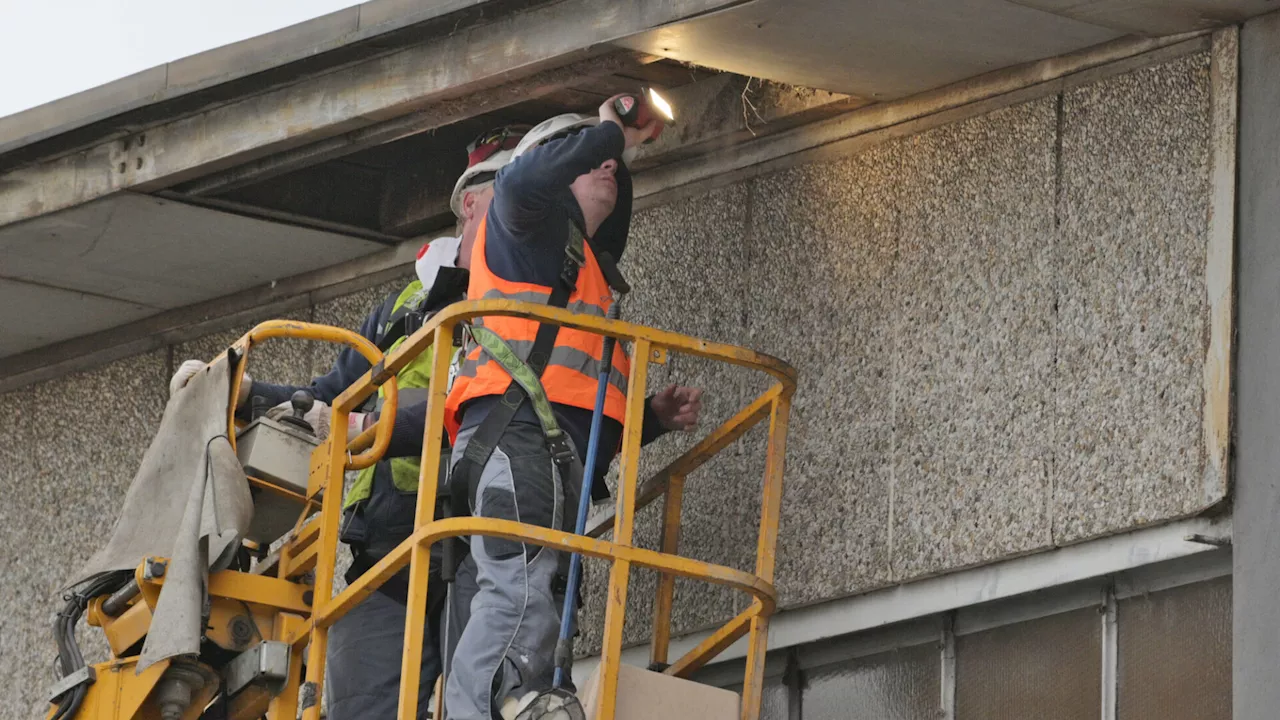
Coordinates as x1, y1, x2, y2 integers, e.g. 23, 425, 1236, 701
168, 125, 528, 720
441, 99, 703, 720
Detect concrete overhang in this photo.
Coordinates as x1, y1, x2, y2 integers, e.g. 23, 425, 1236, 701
0, 0, 1271, 373
0, 193, 380, 356
622, 0, 1274, 99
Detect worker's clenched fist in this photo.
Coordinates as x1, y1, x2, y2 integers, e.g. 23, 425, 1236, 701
266, 400, 331, 442
599, 94, 661, 150
650, 384, 704, 433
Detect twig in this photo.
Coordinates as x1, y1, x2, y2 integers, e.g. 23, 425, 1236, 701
741, 77, 767, 136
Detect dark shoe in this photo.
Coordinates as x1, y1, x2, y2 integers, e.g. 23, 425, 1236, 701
510, 689, 585, 720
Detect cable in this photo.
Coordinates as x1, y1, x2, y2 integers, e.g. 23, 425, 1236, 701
238, 600, 264, 642
50, 570, 132, 720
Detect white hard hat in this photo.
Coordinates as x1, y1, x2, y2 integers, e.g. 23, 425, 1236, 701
513, 113, 637, 165
512, 113, 597, 159
450, 125, 529, 217
415, 234, 461, 289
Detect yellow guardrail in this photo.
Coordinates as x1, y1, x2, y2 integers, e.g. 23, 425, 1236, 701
227, 299, 796, 720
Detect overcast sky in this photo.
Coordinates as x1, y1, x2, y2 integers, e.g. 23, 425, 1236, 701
0, 0, 365, 119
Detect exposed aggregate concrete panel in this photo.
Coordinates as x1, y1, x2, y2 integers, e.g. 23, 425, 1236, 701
0, 385, 45, 720
747, 150, 900, 603
1054, 52, 1212, 543
5, 352, 168, 718
889, 98, 1058, 579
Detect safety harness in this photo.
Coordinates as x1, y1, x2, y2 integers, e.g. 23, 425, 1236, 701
443, 222, 627, 579
375, 266, 471, 354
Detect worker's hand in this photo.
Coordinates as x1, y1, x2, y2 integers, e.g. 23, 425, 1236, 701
599, 95, 661, 150
650, 384, 703, 432
266, 400, 331, 441
169, 359, 253, 407
169, 360, 208, 397
348, 412, 372, 438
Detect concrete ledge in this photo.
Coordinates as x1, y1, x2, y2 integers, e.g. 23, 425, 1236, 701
573, 515, 1231, 680
0, 235, 421, 393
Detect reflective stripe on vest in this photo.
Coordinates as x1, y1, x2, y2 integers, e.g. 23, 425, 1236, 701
346, 280, 442, 509
443, 215, 629, 441
455, 341, 628, 397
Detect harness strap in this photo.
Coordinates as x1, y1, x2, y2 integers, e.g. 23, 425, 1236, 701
344, 550, 449, 610
443, 225, 590, 580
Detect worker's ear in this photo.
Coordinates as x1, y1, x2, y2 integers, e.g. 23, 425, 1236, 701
461, 190, 479, 222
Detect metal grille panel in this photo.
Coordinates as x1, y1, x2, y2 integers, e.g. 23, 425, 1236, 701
1117, 576, 1231, 720
956, 608, 1100, 720
802, 643, 940, 720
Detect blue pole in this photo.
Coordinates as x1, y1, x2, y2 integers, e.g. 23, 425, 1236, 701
553, 305, 619, 689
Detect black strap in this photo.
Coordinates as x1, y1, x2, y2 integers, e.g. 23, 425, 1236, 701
345, 552, 411, 605
442, 226, 595, 580
376, 267, 470, 353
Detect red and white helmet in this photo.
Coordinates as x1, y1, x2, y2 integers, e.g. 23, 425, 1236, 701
415, 234, 461, 289
449, 125, 530, 217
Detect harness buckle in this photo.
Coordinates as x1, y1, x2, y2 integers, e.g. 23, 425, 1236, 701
546, 430, 576, 470
564, 240, 586, 267
560, 244, 585, 289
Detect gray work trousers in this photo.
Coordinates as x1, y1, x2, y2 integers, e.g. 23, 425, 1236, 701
443, 421, 580, 720
326, 587, 442, 719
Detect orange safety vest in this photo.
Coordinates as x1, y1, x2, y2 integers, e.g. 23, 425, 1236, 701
444, 216, 630, 442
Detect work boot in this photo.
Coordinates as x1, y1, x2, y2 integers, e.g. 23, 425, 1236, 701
502, 689, 585, 720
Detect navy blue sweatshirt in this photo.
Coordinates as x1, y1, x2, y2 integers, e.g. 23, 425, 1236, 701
458, 120, 667, 492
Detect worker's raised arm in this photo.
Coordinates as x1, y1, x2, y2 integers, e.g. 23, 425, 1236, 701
490, 120, 625, 238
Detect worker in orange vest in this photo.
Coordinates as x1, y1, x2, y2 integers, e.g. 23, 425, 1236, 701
170, 125, 529, 720
439, 98, 703, 720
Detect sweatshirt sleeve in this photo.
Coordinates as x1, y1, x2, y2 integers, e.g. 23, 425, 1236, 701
241, 297, 385, 413
641, 396, 670, 446
492, 121, 626, 241
385, 400, 430, 458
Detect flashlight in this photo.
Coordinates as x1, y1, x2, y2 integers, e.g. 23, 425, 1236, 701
612, 87, 675, 143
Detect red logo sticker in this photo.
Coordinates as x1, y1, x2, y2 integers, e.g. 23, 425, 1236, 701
618, 96, 635, 114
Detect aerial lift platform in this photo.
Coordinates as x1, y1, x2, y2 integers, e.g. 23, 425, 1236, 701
45, 299, 796, 720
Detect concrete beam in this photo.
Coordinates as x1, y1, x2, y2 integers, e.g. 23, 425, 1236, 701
0, 0, 753, 228
0, 1, 500, 163
181, 52, 658, 197
378, 156, 462, 239
1234, 10, 1280, 720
